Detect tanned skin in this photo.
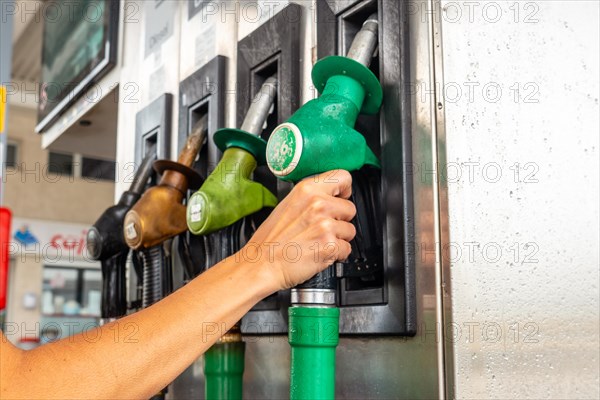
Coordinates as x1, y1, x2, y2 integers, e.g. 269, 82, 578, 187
0, 170, 356, 400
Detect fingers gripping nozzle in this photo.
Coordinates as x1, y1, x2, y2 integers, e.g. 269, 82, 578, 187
186, 77, 278, 236
124, 119, 207, 250
266, 14, 382, 182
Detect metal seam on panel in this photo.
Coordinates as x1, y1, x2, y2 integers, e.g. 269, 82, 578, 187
431, 0, 456, 397
427, 0, 448, 398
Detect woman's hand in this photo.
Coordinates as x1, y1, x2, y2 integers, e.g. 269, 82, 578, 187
240, 170, 357, 292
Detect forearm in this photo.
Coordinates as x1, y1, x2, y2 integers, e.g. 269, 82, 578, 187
5, 255, 274, 400
1, 171, 356, 400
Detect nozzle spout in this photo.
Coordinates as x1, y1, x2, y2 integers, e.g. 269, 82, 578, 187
129, 144, 158, 195
178, 116, 208, 166
346, 13, 379, 67
240, 76, 278, 136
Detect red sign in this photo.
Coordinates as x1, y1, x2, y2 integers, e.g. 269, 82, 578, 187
49, 232, 87, 256
1, 207, 12, 311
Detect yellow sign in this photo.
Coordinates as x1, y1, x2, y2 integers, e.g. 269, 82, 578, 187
0, 86, 6, 134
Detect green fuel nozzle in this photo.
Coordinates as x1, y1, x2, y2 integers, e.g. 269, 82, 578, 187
186, 77, 278, 236
264, 14, 381, 400
266, 14, 382, 182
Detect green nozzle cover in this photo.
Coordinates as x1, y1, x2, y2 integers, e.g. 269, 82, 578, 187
266, 93, 380, 181
312, 56, 383, 115
214, 128, 268, 165
289, 307, 340, 400
266, 59, 382, 182
187, 147, 278, 235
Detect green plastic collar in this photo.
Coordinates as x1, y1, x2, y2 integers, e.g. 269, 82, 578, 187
312, 56, 383, 115
213, 128, 268, 166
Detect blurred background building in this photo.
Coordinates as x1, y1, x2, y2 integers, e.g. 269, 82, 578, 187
2, 0, 115, 346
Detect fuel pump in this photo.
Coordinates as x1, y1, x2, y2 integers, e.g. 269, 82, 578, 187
86, 148, 157, 322
265, 15, 381, 400
186, 77, 278, 400
124, 119, 205, 305
122, 120, 206, 400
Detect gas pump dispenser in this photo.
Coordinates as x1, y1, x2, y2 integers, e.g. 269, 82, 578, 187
186, 77, 278, 400
86, 148, 157, 322
265, 15, 381, 400
124, 119, 206, 306
123, 120, 206, 399
122, 121, 206, 400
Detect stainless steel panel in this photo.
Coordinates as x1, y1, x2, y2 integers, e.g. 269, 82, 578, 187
170, 337, 442, 399
439, 0, 599, 398
169, 0, 448, 397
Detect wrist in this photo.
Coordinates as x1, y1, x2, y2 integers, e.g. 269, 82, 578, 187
232, 245, 281, 300
232, 242, 281, 300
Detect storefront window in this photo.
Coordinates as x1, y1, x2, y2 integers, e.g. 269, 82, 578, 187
40, 266, 101, 343
81, 269, 102, 316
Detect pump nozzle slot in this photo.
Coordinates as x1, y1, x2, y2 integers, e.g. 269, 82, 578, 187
267, 14, 384, 302
88, 147, 159, 319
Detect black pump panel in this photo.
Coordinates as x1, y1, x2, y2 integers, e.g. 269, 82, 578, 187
135, 93, 172, 165
176, 56, 227, 282
237, 4, 302, 335
178, 56, 227, 176
317, 0, 417, 335
132, 94, 174, 309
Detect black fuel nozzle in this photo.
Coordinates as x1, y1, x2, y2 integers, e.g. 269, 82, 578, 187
87, 146, 157, 320
87, 146, 157, 261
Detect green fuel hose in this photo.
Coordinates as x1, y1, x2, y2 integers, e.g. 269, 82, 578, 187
265, 13, 381, 400
289, 307, 340, 400
204, 341, 246, 400
195, 77, 278, 400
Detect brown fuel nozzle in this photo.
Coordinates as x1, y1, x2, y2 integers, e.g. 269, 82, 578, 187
123, 117, 207, 250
